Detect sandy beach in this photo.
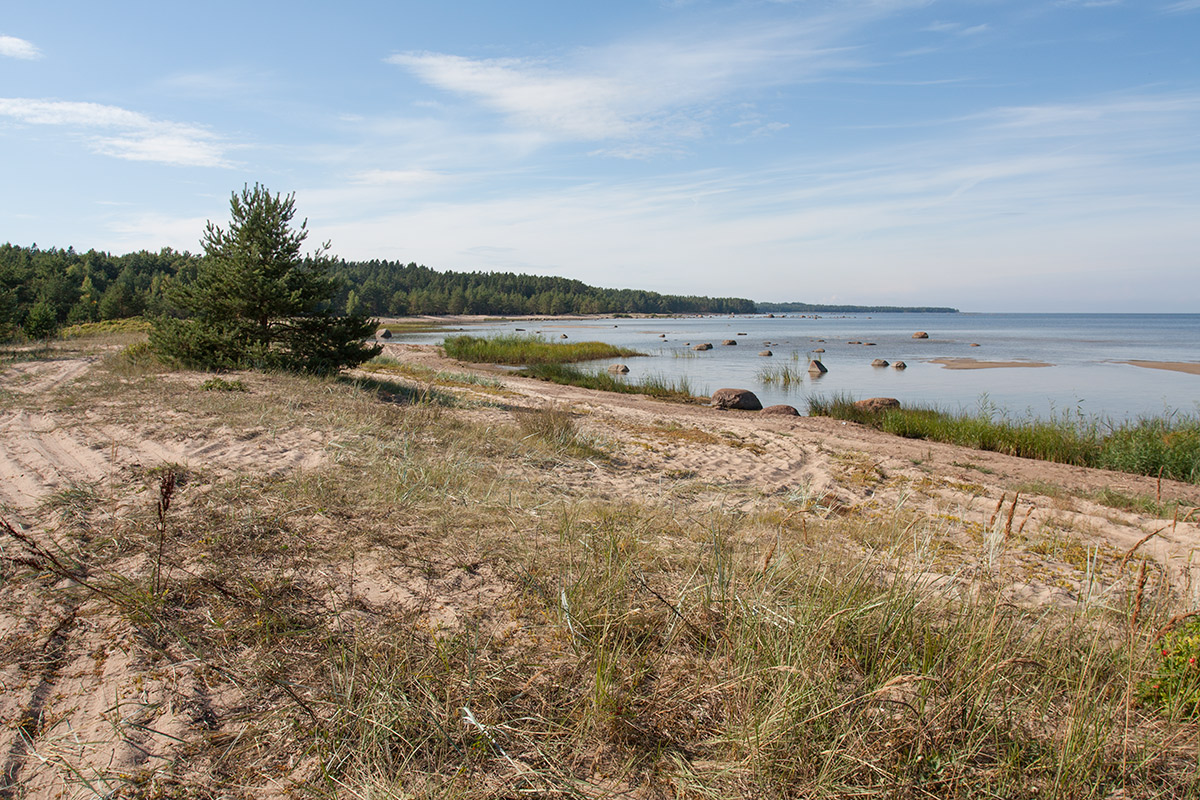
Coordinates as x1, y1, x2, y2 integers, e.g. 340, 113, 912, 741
1119, 360, 1200, 376
2, 339, 1199, 796
928, 357, 1053, 370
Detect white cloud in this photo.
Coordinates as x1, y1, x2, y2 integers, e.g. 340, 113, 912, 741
0, 98, 232, 167
0, 34, 40, 60
385, 13, 872, 149
387, 52, 658, 141
924, 21, 989, 35
283, 86, 1200, 310
1163, 0, 1200, 12
351, 168, 447, 186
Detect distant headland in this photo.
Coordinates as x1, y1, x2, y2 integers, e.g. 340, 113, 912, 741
755, 302, 959, 313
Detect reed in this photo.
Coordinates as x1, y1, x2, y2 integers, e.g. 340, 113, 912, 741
443, 333, 643, 365
757, 362, 806, 388
809, 394, 1200, 484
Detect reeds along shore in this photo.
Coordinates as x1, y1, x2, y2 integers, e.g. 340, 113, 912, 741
442, 332, 643, 365
808, 394, 1200, 484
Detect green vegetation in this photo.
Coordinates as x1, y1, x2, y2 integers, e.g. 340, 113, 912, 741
336, 261, 755, 316
0, 242, 198, 341
201, 376, 248, 392
150, 184, 380, 374
361, 353, 504, 390
443, 333, 643, 365
1, 242, 755, 339
810, 394, 1200, 484
59, 318, 152, 338
1141, 617, 1200, 717
757, 359, 807, 388
519, 361, 700, 401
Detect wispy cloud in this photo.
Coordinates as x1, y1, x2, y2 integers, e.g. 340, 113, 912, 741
384, 11, 881, 153
924, 21, 990, 35
156, 67, 276, 98
1163, 0, 1200, 12
278, 84, 1200, 310
0, 98, 232, 167
0, 34, 41, 59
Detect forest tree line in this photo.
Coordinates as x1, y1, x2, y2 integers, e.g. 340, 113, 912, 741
0, 244, 757, 339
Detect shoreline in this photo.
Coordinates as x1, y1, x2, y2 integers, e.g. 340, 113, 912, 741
1119, 360, 1200, 376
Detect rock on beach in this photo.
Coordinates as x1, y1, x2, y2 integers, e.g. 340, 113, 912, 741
762, 404, 800, 416
711, 388, 763, 410
854, 397, 901, 413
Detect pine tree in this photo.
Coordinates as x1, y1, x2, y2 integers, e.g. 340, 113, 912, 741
151, 184, 380, 374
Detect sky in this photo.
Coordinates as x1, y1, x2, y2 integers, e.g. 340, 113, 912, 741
2, 1, 1198, 312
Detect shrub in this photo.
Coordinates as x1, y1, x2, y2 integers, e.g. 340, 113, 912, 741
1141, 617, 1200, 717
151, 184, 380, 375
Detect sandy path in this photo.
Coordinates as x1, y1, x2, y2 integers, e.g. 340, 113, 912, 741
0, 358, 327, 517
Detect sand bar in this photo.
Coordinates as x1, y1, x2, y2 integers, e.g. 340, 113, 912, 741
1119, 360, 1200, 376
930, 357, 1053, 370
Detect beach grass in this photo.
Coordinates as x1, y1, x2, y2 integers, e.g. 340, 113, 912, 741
518, 361, 701, 401
362, 353, 505, 390
2, 338, 1199, 797
810, 393, 1200, 484
443, 333, 644, 365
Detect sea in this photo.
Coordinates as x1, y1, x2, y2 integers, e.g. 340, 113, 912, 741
394, 313, 1200, 423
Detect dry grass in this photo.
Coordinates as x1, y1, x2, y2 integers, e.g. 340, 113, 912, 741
2, 337, 1199, 798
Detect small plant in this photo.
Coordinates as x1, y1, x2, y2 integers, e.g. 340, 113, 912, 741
757, 363, 805, 388
201, 376, 248, 392
518, 406, 595, 456
1141, 617, 1200, 717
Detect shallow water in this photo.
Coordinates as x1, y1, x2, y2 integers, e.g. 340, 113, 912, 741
397, 313, 1200, 422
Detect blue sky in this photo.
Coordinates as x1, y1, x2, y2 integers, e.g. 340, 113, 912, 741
2, 1, 1198, 312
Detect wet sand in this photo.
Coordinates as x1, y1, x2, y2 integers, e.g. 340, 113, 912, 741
929, 357, 1053, 370
1119, 360, 1200, 376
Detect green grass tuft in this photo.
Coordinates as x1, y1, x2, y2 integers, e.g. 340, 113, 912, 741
443, 333, 643, 365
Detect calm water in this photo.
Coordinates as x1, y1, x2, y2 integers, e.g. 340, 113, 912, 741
397, 313, 1200, 422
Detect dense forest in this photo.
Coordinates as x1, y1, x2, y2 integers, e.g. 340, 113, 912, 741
0, 243, 958, 340
0, 244, 757, 338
